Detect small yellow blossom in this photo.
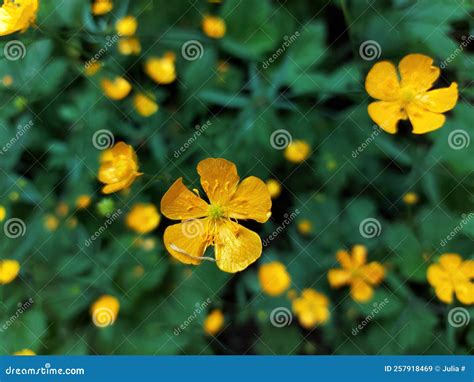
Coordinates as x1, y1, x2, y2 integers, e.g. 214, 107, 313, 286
101, 77, 132, 100
141, 238, 156, 251
292, 289, 330, 329
84, 61, 101, 76
0, 259, 20, 285
44, 214, 59, 231
258, 262, 291, 296
13, 349, 36, 355
133, 93, 158, 117
402, 192, 419, 205
0, 205, 6, 221
365, 54, 458, 134
76, 195, 92, 209
266, 179, 281, 199
91, 0, 112, 16
328, 245, 385, 303
66, 216, 78, 229
118, 37, 141, 55
204, 309, 224, 335
90, 295, 120, 328
56, 202, 69, 217
126, 203, 160, 234
427, 253, 473, 305
115, 15, 137, 36
297, 219, 312, 235
144, 54, 176, 84
202, 15, 226, 39
0, 0, 38, 36
2, 75, 13, 86
284, 140, 310, 163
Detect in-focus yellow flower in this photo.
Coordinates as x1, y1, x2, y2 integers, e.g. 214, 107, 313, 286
115, 15, 137, 36
284, 140, 310, 163
297, 219, 312, 235
13, 349, 36, 355
402, 192, 419, 205
427, 253, 473, 305
259, 261, 291, 296
76, 195, 92, 209
202, 15, 226, 39
84, 61, 102, 76
101, 76, 132, 100
204, 309, 224, 335
0, 0, 38, 36
292, 289, 330, 329
328, 245, 385, 303
90, 295, 120, 328
98, 142, 142, 194
0, 205, 6, 221
126, 203, 160, 234
118, 37, 141, 55
44, 214, 59, 231
0, 259, 20, 284
133, 93, 158, 117
91, 0, 112, 16
266, 179, 281, 199
160, 158, 272, 273
144, 54, 176, 84
365, 54, 458, 134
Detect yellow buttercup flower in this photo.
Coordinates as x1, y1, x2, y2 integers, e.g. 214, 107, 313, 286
126, 203, 160, 234
118, 37, 141, 55
133, 93, 158, 117
427, 253, 473, 305
365, 54, 458, 134
266, 179, 281, 199
76, 195, 91, 209
101, 77, 132, 100
328, 245, 385, 303
116, 15, 137, 36
403, 192, 419, 205
204, 309, 224, 335
297, 219, 312, 235
258, 262, 291, 296
284, 140, 310, 163
292, 289, 330, 329
84, 61, 101, 76
98, 142, 142, 194
160, 158, 272, 273
0, 205, 6, 221
0, 0, 38, 36
90, 295, 120, 328
0, 259, 20, 284
144, 54, 176, 84
91, 0, 112, 16
13, 349, 36, 355
202, 15, 226, 39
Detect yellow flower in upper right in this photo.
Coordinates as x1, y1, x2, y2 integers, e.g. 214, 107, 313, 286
365, 54, 458, 134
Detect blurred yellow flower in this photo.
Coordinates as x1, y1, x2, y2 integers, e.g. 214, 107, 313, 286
91, 0, 112, 16
44, 214, 59, 231
84, 61, 101, 76
328, 245, 385, 303
297, 219, 312, 235
126, 203, 160, 234
0, 205, 6, 221
98, 142, 142, 194
144, 54, 176, 84
76, 195, 92, 209
402, 192, 418, 205
0, 259, 20, 285
101, 76, 132, 100
56, 202, 69, 217
13, 349, 36, 355
366, 54, 458, 134
116, 15, 137, 36
133, 93, 158, 117
427, 253, 473, 305
204, 309, 224, 335
0, 0, 38, 36
266, 179, 281, 199
161, 158, 272, 273
2, 75, 13, 86
284, 140, 310, 163
258, 261, 291, 296
118, 37, 141, 55
292, 289, 330, 329
202, 15, 226, 39
90, 295, 120, 328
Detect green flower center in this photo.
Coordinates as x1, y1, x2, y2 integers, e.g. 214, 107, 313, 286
208, 204, 224, 220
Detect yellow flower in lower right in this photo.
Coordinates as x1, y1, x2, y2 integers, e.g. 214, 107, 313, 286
204, 309, 224, 335
292, 289, 330, 329
427, 253, 473, 305
327, 245, 385, 303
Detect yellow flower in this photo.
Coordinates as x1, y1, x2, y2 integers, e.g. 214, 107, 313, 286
76, 195, 91, 209
0, 205, 6, 221
118, 37, 141, 55
98, 142, 142, 194
160, 158, 272, 273
133, 93, 158, 117
292, 289, 330, 329
13, 349, 36, 355
2, 75, 13, 86
84, 61, 102, 76
284, 140, 310, 163
144, 54, 176, 84
91, 0, 112, 16
266, 179, 281, 199
115, 15, 137, 36
0, 259, 20, 284
328, 245, 385, 303
90, 295, 120, 327
365, 54, 458, 134
258, 261, 291, 296
44, 214, 59, 231
204, 309, 224, 335
427, 253, 473, 305
402, 192, 419, 205
202, 15, 226, 39
0, 0, 38, 36
297, 219, 312, 235
126, 203, 160, 234
101, 76, 132, 100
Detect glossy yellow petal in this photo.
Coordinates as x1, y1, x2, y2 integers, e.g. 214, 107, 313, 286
336, 249, 352, 269
214, 220, 262, 273
460, 260, 474, 279
427, 264, 449, 286
368, 101, 406, 134
225, 176, 272, 223
406, 102, 445, 134
438, 253, 463, 271
434, 284, 453, 304
455, 282, 473, 305
350, 279, 374, 302
197, 158, 240, 205
161, 178, 209, 220
417, 83, 458, 113
362, 262, 385, 285
327, 269, 351, 288
399, 54, 440, 93
365, 61, 401, 101
163, 221, 209, 265
351, 244, 367, 267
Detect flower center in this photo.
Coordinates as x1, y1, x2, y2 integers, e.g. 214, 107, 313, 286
400, 87, 416, 104
208, 204, 224, 220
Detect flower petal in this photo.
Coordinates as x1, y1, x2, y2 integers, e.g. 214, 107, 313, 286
460, 260, 474, 279
160, 178, 209, 220
434, 284, 453, 304
455, 282, 473, 305
336, 250, 352, 269
163, 221, 208, 265
225, 176, 272, 223
368, 101, 406, 134
328, 269, 351, 288
365, 61, 401, 101
197, 158, 240, 205
350, 279, 374, 302
399, 54, 440, 93
214, 220, 262, 273
406, 102, 446, 134
417, 83, 458, 113
351, 245, 367, 267
439, 253, 463, 271
427, 264, 450, 286
362, 262, 385, 285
